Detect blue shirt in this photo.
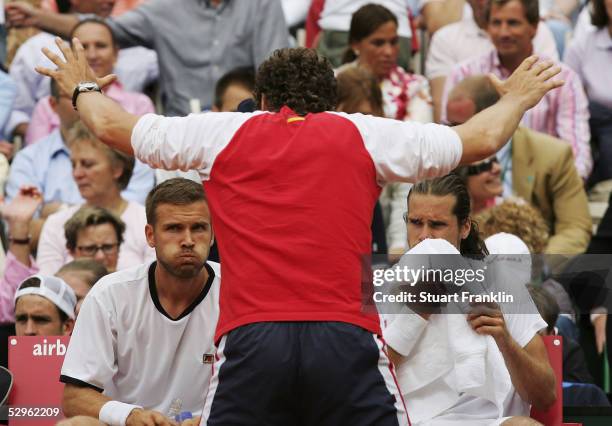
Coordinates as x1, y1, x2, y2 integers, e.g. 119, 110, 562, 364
6, 129, 154, 205
104, 0, 289, 115
0, 70, 17, 139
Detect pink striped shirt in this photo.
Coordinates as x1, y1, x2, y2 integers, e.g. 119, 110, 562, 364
441, 50, 592, 179
25, 81, 155, 146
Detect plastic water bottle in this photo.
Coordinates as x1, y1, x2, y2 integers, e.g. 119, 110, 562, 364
175, 411, 193, 422
167, 398, 183, 419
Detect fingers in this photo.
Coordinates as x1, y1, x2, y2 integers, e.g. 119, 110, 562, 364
468, 314, 504, 329
529, 59, 554, 77
547, 78, 565, 90
471, 325, 501, 336
517, 55, 539, 72
537, 64, 561, 82
138, 410, 178, 426
488, 73, 504, 95
40, 47, 66, 69
35, 65, 56, 79
55, 36, 76, 64
98, 74, 118, 89
147, 411, 177, 426
72, 37, 87, 66
467, 302, 502, 320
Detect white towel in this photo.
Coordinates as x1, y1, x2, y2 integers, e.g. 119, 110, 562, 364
384, 239, 516, 422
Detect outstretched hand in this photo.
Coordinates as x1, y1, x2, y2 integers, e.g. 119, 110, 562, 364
489, 56, 564, 111
35, 37, 117, 102
4, 2, 39, 28
0, 185, 43, 224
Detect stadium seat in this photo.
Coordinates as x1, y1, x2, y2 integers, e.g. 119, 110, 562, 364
531, 335, 582, 426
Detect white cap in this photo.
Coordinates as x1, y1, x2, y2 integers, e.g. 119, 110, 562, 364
14, 275, 77, 320
485, 232, 530, 255
407, 238, 460, 255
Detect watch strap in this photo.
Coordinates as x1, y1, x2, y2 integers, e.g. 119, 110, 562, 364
72, 82, 101, 110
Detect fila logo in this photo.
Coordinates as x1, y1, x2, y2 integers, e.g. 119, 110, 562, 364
203, 354, 215, 364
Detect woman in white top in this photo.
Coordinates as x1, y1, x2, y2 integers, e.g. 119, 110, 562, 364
37, 122, 154, 274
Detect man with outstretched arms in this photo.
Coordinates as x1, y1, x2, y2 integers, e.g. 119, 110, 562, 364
40, 41, 562, 425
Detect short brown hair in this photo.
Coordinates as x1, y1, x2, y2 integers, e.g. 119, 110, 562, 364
67, 122, 135, 190
487, 0, 540, 26
254, 48, 337, 116
336, 67, 384, 117
145, 178, 207, 225
64, 206, 126, 252
57, 259, 108, 288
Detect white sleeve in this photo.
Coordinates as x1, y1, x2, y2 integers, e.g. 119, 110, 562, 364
383, 310, 429, 356
131, 111, 265, 180
61, 288, 117, 391
338, 113, 462, 185
505, 313, 547, 348
385, 183, 411, 251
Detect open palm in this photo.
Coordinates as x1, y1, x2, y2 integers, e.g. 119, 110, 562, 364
1, 186, 43, 223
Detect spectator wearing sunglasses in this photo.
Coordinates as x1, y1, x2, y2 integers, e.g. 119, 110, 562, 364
455, 156, 504, 214
447, 76, 591, 254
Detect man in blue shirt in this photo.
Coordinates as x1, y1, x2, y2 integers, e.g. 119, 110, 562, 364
5, 80, 154, 246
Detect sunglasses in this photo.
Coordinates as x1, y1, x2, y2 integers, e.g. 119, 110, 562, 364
466, 157, 498, 176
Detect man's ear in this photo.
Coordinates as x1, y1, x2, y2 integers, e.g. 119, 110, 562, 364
209, 232, 215, 247
460, 219, 471, 241
145, 224, 155, 248
63, 318, 75, 335
49, 96, 58, 113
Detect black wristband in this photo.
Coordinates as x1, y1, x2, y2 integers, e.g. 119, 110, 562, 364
72, 82, 101, 110
9, 235, 31, 245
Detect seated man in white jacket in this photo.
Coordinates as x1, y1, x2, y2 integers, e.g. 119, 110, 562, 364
382, 174, 555, 425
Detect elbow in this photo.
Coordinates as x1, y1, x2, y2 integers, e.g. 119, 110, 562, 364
531, 389, 557, 411
482, 129, 501, 158
529, 374, 557, 411
61, 388, 77, 418
471, 128, 500, 162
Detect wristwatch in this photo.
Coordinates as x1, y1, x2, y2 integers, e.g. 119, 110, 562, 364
72, 81, 101, 110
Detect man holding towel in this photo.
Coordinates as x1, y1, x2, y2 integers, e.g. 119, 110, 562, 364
383, 174, 555, 425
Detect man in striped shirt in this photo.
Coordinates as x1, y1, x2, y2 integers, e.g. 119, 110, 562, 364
441, 0, 592, 180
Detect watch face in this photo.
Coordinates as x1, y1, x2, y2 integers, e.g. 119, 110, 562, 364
79, 82, 99, 91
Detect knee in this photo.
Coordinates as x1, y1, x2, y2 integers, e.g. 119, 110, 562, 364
500, 416, 544, 426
